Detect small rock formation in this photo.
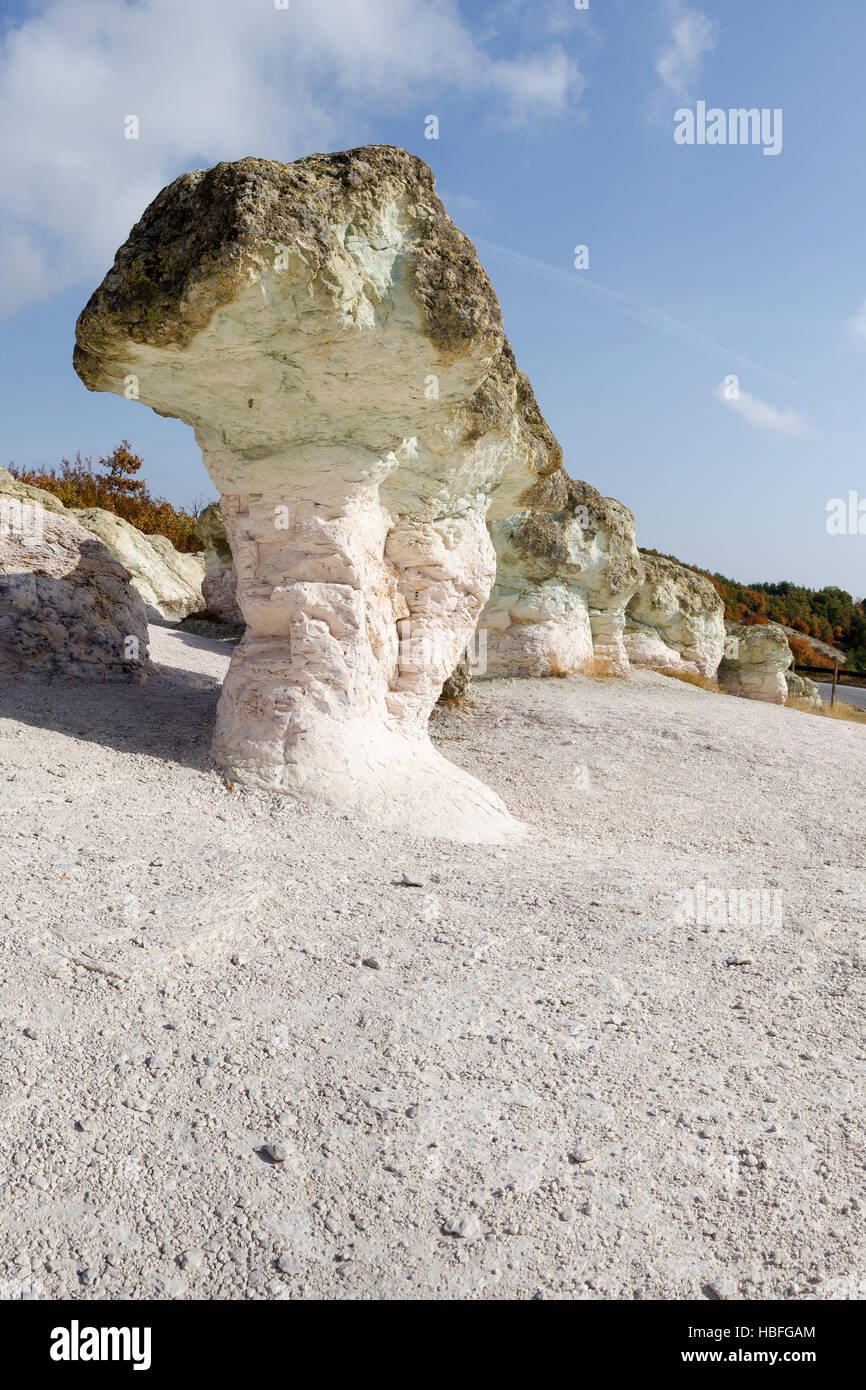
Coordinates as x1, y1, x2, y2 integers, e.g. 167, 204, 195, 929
718, 621, 792, 703
194, 501, 243, 624
625, 552, 725, 678
0, 467, 150, 680
439, 655, 472, 702
785, 670, 822, 708
478, 477, 644, 677
74, 148, 565, 840
72, 508, 205, 621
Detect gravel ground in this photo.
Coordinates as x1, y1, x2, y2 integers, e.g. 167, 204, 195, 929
0, 625, 864, 1301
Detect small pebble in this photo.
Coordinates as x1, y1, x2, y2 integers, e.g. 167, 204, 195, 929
263, 1142, 288, 1164
443, 1214, 481, 1239
180, 1248, 204, 1271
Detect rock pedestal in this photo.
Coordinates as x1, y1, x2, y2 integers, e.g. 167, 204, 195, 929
74, 148, 562, 839
478, 477, 643, 677
718, 621, 793, 703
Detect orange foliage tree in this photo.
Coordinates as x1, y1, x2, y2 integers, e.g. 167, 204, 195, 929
8, 443, 203, 553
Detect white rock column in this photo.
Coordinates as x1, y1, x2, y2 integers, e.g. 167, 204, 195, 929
74, 148, 564, 839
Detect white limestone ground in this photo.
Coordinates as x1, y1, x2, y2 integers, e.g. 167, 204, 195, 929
0, 625, 863, 1302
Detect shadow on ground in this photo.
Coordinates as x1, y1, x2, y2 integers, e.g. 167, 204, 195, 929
0, 662, 222, 771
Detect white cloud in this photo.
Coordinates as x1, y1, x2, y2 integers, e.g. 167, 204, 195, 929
714, 382, 807, 436
655, 1, 718, 99
846, 298, 866, 342
0, 0, 583, 317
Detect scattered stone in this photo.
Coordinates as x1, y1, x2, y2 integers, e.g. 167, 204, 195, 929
179, 1249, 205, 1271
443, 1214, 482, 1239
263, 1142, 288, 1164
704, 1277, 738, 1300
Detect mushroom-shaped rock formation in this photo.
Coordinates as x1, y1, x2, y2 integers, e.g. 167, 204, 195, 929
624, 552, 725, 678
718, 621, 793, 703
74, 148, 563, 840
477, 476, 645, 677
194, 501, 243, 624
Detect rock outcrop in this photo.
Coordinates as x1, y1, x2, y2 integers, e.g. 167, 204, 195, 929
74, 147, 567, 840
478, 477, 643, 678
718, 621, 792, 703
0, 467, 151, 680
194, 501, 243, 624
785, 670, 822, 708
72, 508, 205, 621
625, 552, 725, 678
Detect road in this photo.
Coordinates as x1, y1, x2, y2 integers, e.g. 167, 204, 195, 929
818, 681, 866, 710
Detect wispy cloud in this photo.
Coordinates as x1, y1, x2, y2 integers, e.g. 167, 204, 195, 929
714, 382, 807, 436
476, 236, 840, 411
846, 298, 866, 342
655, 1, 718, 100
0, 0, 583, 318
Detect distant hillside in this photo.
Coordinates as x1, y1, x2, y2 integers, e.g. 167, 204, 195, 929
640, 549, 866, 673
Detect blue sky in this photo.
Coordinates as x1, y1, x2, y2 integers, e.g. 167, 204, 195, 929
1, 0, 864, 596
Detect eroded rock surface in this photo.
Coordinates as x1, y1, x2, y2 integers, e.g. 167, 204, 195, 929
74, 148, 564, 839
625, 552, 725, 678
194, 501, 243, 624
0, 467, 150, 680
479, 477, 644, 677
785, 670, 822, 708
72, 508, 205, 621
718, 621, 792, 703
